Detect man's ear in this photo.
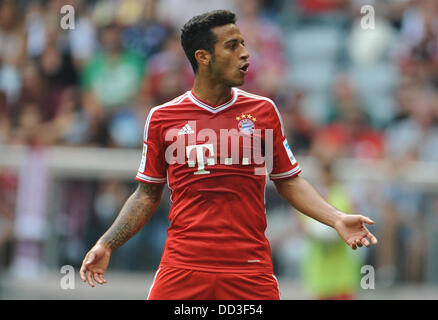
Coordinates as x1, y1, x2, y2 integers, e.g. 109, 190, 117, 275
194, 49, 212, 68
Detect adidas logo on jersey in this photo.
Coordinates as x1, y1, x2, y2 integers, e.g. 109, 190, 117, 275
178, 123, 195, 135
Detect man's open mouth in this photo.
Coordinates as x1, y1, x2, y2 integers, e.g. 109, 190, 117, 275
239, 63, 250, 74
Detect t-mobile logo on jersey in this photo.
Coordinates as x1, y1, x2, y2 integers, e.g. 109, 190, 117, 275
165, 121, 274, 175
186, 144, 215, 175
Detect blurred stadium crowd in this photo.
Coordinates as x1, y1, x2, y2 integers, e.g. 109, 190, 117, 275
1, 0, 438, 299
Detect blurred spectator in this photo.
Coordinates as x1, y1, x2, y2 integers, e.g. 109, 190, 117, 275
10, 102, 44, 145
277, 88, 315, 155
67, 0, 98, 70
378, 169, 426, 284
38, 24, 78, 90
81, 23, 145, 146
9, 62, 56, 146
399, 0, 438, 57
385, 86, 438, 162
25, 1, 47, 59
377, 85, 437, 283
140, 29, 193, 107
236, 0, 287, 97
8, 63, 83, 147
41, 87, 91, 146
300, 160, 362, 300
0, 0, 27, 67
310, 74, 384, 161
0, 0, 27, 105
388, 78, 416, 125
120, 0, 172, 59
398, 0, 438, 87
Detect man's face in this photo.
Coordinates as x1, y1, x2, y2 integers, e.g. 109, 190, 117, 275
208, 24, 250, 87
101, 26, 122, 53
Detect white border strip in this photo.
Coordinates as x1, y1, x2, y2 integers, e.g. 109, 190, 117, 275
136, 172, 167, 184
269, 165, 301, 180
146, 267, 161, 300
272, 274, 281, 298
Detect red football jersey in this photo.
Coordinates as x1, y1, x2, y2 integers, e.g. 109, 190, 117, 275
136, 88, 301, 273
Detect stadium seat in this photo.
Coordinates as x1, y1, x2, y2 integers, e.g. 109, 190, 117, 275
285, 26, 344, 63
349, 63, 399, 97
285, 61, 337, 93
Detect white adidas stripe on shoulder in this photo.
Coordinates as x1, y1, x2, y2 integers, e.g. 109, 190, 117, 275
236, 89, 285, 136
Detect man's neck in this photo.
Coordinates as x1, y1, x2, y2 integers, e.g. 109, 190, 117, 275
192, 76, 233, 107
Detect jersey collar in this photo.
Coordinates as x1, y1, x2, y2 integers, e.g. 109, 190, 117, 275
188, 88, 238, 114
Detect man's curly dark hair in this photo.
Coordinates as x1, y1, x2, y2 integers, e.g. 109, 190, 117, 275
180, 10, 236, 74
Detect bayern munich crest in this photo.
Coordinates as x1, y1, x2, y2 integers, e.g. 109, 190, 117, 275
236, 114, 256, 135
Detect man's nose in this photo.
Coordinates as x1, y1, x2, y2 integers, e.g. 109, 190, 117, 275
241, 47, 250, 60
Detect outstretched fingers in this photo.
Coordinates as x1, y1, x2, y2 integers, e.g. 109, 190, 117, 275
94, 273, 107, 285
80, 252, 99, 287
79, 264, 87, 283
367, 231, 378, 245
361, 215, 375, 225
350, 231, 377, 249
86, 268, 95, 287
350, 240, 358, 250
355, 239, 362, 248
345, 216, 378, 250
361, 237, 370, 247
362, 224, 378, 245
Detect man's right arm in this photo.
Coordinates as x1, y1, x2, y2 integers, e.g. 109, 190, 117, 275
98, 182, 165, 251
80, 182, 164, 287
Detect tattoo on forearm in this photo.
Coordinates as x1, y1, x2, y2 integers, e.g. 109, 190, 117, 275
100, 183, 164, 251
138, 182, 163, 203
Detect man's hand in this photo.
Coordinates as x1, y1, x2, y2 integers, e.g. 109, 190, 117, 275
79, 243, 111, 287
334, 214, 378, 250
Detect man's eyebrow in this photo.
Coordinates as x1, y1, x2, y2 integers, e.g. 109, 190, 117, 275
224, 38, 244, 44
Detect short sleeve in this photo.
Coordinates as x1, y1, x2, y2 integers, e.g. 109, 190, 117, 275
266, 101, 302, 181
136, 108, 167, 184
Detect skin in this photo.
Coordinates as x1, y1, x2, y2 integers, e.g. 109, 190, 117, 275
192, 23, 250, 106
79, 23, 377, 288
274, 176, 377, 250
79, 183, 164, 287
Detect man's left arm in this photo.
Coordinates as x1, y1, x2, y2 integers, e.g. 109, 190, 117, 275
274, 175, 378, 250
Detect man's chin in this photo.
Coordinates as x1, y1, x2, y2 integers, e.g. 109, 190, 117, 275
231, 78, 245, 87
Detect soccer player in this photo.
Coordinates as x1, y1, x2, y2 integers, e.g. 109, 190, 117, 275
79, 10, 378, 300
